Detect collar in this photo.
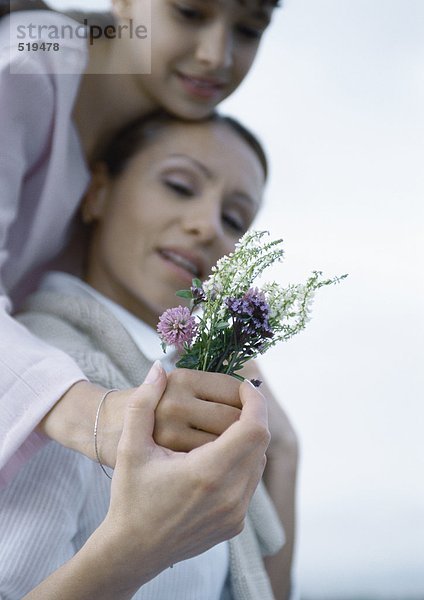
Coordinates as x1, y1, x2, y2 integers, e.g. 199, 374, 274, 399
39, 272, 177, 370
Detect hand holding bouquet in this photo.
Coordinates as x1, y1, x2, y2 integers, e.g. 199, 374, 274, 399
157, 231, 346, 381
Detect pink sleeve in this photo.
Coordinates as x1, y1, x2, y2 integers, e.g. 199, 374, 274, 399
0, 41, 86, 485
0, 301, 86, 486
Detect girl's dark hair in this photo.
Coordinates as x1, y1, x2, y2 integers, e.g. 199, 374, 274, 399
0, 0, 48, 18
1, 1, 280, 19
0, 1, 114, 26
97, 111, 269, 181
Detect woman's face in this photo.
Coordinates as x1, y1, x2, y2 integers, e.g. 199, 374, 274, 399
85, 121, 265, 327
114, 0, 274, 119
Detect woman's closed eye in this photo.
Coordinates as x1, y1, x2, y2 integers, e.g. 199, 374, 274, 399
222, 210, 247, 234
164, 177, 195, 197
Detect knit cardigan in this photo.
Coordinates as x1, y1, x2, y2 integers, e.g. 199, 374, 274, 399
18, 290, 285, 600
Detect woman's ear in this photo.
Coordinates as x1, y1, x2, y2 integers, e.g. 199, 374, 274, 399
81, 163, 110, 225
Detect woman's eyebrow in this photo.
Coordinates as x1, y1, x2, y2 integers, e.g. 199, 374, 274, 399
232, 191, 260, 209
167, 155, 261, 206
168, 154, 213, 179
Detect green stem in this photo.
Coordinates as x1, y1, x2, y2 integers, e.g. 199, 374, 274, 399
230, 372, 245, 382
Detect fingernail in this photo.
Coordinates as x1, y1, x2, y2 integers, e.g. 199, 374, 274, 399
144, 360, 162, 384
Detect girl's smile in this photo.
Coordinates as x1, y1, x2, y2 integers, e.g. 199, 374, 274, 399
109, 0, 275, 119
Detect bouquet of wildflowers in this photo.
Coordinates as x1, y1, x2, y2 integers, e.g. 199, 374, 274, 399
157, 231, 346, 381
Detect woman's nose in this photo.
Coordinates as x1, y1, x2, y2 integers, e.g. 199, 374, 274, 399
182, 204, 222, 243
195, 23, 233, 71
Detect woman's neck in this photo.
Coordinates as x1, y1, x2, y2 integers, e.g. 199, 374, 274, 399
73, 38, 157, 162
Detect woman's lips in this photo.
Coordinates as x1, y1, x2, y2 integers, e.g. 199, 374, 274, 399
158, 248, 202, 283
177, 73, 226, 100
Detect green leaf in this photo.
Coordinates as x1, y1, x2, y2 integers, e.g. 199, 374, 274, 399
176, 290, 193, 299
176, 352, 201, 369
192, 278, 202, 288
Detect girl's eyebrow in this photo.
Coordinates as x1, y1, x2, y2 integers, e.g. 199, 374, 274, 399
197, 0, 272, 26
240, 2, 273, 25
250, 10, 272, 26
167, 154, 213, 179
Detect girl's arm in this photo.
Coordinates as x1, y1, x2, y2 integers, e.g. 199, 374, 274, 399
0, 45, 88, 480
241, 361, 299, 600
0, 38, 241, 479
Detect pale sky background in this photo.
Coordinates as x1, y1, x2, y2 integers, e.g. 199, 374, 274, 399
48, 1, 424, 598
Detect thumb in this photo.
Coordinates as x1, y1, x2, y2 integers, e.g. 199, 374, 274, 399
238, 379, 268, 426
208, 380, 270, 464
117, 361, 167, 463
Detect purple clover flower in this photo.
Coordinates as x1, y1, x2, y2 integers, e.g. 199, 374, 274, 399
157, 306, 197, 351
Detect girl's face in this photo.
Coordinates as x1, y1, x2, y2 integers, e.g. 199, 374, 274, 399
84, 121, 265, 327
114, 0, 274, 119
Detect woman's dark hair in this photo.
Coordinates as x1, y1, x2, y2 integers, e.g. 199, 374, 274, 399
96, 111, 269, 181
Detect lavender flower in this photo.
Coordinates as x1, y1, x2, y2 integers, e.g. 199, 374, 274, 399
157, 306, 197, 351
226, 288, 273, 339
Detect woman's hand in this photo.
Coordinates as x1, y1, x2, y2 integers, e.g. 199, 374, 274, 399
26, 362, 270, 600
154, 368, 242, 450
100, 362, 269, 588
38, 368, 242, 468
